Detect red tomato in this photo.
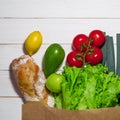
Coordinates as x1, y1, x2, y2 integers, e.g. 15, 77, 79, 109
66, 50, 83, 67
72, 34, 89, 52
89, 30, 105, 47
85, 47, 103, 65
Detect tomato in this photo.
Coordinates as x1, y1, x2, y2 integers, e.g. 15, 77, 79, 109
89, 30, 105, 47
72, 34, 89, 52
66, 50, 83, 67
46, 73, 65, 93
85, 47, 103, 65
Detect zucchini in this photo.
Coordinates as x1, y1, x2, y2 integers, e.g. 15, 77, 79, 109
106, 36, 115, 73
116, 34, 120, 76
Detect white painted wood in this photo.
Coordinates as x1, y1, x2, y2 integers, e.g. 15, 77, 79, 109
0, 98, 23, 120
0, 19, 120, 43
0, 43, 117, 70
0, 71, 20, 96
0, 44, 71, 70
0, 0, 120, 18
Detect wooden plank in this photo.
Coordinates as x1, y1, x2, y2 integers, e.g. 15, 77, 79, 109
0, 19, 120, 43
0, 98, 23, 120
0, 0, 120, 18
0, 71, 21, 96
0, 44, 70, 70
0, 44, 71, 70
0, 43, 117, 70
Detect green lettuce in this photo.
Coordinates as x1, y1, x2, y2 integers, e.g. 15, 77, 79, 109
54, 64, 120, 110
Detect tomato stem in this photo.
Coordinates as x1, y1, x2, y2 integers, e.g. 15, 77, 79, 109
82, 40, 91, 66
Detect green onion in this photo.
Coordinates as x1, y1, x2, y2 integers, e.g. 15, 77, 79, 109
116, 34, 120, 76
101, 35, 108, 65
106, 36, 115, 73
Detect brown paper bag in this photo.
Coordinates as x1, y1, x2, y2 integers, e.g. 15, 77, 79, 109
22, 102, 120, 120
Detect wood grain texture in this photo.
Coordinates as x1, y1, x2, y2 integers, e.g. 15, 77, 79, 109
0, 98, 23, 120
0, 19, 120, 44
0, 0, 120, 18
0, 44, 71, 70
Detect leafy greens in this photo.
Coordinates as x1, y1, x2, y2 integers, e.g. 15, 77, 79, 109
53, 64, 120, 110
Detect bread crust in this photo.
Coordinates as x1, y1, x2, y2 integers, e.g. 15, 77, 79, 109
11, 55, 54, 107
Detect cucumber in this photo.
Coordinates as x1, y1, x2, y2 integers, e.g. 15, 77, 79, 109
116, 34, 120, 76
106, 36, 115, 73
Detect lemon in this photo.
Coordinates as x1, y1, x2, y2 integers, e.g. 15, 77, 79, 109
24, 31, 42, 56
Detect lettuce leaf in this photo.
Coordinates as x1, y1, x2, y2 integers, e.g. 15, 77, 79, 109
54, 64, 120, 110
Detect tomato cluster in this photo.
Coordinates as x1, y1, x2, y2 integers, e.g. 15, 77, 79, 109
66, 30, 106, 67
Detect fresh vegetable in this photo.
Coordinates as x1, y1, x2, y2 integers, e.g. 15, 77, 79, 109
66, 30, 105, 68
53, 64, 120, 110
24, 31, 42, 56
85, 47, 103, 65
106, 36, 115, 73
116, 34, 120, 76
43, 43, 65, 77
89, 30, 105, 47
72, 34, 89, 52
46, 73, 65, 93
101, 35, 108, 65
66, 50, 83, 67
101, 35, 115, 73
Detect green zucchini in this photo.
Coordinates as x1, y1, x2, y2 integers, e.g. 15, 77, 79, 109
106, 36, 115, 73
116, 34, 120, 76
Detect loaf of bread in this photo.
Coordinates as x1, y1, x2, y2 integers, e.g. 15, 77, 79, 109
11, 55, 54, 107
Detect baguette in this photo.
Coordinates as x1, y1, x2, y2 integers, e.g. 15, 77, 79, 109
11, 55, 54, 107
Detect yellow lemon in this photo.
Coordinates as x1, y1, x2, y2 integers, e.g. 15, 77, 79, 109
24, 31, 42, 56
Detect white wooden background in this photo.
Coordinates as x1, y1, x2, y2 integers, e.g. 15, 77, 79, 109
0, 0, 120, 119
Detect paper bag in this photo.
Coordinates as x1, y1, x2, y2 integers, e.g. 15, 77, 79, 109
22, 102, 120, 120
